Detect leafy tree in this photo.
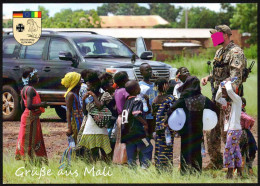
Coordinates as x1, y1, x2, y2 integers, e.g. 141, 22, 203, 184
230, 3, 257, 44
217, 3, 235, 27
178, 7, 219, 28
40, 8, 101, 28
97, 3, 119, 15
149, 3, 183, 23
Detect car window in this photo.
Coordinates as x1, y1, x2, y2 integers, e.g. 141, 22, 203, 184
48, 38, 74, 61
3, 38, 20, 58
19, 38, 46, 59
74, 37, 134, 58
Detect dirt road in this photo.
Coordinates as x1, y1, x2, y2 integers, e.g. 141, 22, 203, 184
3, 116, 258, 167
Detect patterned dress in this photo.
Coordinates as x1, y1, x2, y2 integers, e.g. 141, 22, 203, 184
78, 92, 112, 154
153, 95, 175, 170
69, 93, 83, 144
15, 86, 47, 162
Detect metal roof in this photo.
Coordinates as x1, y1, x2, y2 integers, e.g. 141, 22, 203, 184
3, 28, 212, 39
99, 15, 169, 28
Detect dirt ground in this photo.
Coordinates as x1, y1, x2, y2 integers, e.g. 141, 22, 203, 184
3, 116, 258, 168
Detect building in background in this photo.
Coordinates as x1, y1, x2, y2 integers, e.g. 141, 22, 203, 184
99, 15, 169, 28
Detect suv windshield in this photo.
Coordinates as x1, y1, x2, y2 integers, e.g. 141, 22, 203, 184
73, 37, 134, 58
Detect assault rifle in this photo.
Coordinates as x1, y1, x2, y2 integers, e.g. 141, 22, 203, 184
242, 61, 255, 82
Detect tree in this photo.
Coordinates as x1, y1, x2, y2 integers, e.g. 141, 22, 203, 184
97, 3, 119, 15
97, 3, 149, 16
178, 7, 219, 28
40, 8, 102, 28
217, 3, 235, 27
230, 3, 257, 44
149, 3, 183, 23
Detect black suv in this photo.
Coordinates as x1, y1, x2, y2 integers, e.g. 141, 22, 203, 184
3, 30, 177, 121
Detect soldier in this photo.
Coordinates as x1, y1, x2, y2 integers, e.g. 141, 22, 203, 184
201, 25, 247, 170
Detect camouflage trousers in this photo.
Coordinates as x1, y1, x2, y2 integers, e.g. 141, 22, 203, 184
206, 102, 227, 167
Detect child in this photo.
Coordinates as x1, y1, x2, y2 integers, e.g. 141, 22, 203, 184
152, 78, 175, 172
99, 72, 118, 159
239, 97, 257, 176
139, 63, 158, 139
173, 67, 190, 99
215, 79, 243, 179
121, 80, 153, 169
61, 72, 83, 144
78, 71, 112, 163
60, 72, 83, 168
15, 67, 48, 165
167, 75, 218, 175
113, 71, 129, 164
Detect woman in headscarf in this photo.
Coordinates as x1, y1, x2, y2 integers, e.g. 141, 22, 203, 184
59, 72, 83, 169
167, 70, 219, 175
15, 67, 48, 165
61, 72, 83, 143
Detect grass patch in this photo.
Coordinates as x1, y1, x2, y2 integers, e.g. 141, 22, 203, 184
3, 155, 257, 184
40, 107, 59, 119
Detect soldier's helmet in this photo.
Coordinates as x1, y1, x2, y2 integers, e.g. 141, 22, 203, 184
210, 25, 232, 35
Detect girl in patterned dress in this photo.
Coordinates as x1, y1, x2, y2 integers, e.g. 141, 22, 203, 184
215, 79, 243, 179
152, 78, 175, 172
15, 67, 48, 165
60, 72, 83, 169
78, 71, 112, 163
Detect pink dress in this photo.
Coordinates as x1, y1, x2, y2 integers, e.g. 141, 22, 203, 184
15, 86, 47, 161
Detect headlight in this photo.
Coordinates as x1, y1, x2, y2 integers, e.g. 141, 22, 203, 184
106, 68, 136, 80
169, 67, 177, 80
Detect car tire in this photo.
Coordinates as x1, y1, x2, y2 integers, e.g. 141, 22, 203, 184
55, 106, 67, 122
2, 85, 22, 121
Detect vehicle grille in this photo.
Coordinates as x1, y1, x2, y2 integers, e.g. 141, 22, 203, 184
134, 67, 170, 82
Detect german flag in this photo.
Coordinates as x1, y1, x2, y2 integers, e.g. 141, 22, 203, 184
13, 11, 23, 18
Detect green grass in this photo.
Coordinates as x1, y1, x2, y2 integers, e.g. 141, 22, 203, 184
40, 107, 59, 119
3, 155, 257, 184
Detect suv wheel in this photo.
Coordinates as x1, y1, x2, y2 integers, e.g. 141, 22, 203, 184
55, 106, 67, 122
2, 85, 21, 121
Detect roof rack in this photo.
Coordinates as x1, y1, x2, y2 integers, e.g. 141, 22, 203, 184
3, 30, 56, 35
3, 29, 98, 36
41, 30, 57, 34
57, 30, 97, 35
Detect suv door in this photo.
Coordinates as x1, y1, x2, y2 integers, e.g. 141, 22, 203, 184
45, 37, 79, 91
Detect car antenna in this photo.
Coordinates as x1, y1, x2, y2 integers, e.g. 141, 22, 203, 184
131, 54, 136, 64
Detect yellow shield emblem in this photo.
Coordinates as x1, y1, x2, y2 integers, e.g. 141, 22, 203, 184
13, 11, 41, 46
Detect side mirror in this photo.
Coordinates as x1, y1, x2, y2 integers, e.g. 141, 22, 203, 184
59, 51, 73, 61
140, 51, 153, 60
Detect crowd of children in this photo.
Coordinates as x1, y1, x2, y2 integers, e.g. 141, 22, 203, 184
15, 65, 257, 179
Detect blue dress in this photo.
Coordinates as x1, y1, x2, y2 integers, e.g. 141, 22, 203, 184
153, 94, 175, 170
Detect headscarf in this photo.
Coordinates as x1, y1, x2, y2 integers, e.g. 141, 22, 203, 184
61, 72, 81, 97
178, 76, 201, 99
178, 76, 205, 111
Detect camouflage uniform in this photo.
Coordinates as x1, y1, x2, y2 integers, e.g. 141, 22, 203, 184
206, 40, 247, 168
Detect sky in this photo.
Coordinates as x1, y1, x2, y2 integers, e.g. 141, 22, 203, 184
3, 3, 237, 18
